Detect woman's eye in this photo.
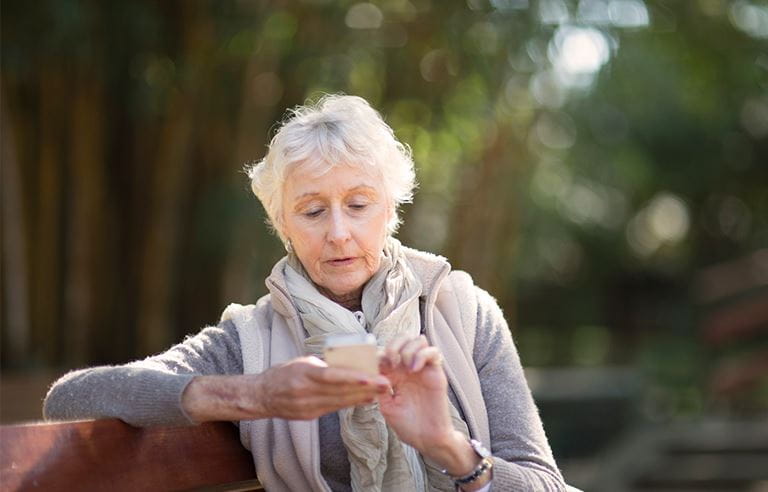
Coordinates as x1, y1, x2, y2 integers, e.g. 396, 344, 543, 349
304, 209, 324, 218
349, 203, 368, 211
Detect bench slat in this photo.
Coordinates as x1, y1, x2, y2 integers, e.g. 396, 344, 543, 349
0, 419, 263, 491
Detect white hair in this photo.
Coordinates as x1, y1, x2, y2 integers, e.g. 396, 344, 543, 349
247, 94, 417, 244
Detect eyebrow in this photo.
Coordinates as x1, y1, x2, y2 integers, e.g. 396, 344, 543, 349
292, 184, 378, 202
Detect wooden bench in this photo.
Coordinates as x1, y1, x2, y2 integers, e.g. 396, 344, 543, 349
0, 419, 263, 491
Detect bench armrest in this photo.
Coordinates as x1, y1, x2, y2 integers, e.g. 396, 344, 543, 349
0, 419, 262, 491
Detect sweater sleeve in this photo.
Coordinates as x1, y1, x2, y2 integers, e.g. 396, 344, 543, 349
42, 319, 244, 427
472, 287, 567, 492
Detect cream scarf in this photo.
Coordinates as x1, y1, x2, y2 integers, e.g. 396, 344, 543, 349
284, 238, 469, 491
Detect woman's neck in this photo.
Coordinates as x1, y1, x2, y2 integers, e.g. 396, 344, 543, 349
318, 286, 362, 311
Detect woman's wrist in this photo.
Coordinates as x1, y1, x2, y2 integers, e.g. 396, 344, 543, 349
181, 374, 267, 423
424, 430, 480, 476
424, 431, 493, 491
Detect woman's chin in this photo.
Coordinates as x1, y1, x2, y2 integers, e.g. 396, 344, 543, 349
324, 283, 362, 299
317, 275, 368, 300
316, 271, 371, 296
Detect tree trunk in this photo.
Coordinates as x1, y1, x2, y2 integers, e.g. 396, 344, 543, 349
221, 14, 284, 306
443, 125, 523, 325
63, 71, 108, 367
0, 80, 31, 367
33, 67, 65, 365
135, 4, 213, 355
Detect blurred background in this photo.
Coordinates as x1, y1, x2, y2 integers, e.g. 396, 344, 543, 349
2, 0, 767, 490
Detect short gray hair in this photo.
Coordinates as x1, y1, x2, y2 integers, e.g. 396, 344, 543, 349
247, 94, 417, 243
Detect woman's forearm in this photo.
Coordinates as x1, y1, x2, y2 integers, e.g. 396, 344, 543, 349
182, 358, 388, 423
44, 320, 247, 427
43, 366, 197, 427
181, 374, 267, 423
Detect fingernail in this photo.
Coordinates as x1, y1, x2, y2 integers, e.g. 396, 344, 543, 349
358, 379, 369, 385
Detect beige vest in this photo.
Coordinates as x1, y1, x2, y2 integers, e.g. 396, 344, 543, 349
221, 248, 491, 492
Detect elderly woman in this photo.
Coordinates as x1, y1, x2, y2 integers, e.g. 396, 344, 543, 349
44, 95, 567, 491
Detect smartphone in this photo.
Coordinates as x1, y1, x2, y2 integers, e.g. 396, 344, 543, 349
323, 333, 379, 375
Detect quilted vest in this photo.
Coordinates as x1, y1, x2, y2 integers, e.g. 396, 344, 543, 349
221, 249, 490, 492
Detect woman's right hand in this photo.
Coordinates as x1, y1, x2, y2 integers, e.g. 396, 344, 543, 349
182, 356, 390, 423
254, 356, 391, 419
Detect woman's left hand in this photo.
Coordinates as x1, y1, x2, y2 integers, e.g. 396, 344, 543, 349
377, 336, 492, 487
377, 335, 455, 452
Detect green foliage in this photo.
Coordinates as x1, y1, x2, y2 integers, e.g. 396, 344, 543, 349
3, 0, 767, 415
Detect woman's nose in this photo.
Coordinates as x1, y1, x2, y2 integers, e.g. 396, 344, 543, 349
327, 209, 351, 244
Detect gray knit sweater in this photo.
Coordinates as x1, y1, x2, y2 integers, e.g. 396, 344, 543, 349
44, 288, 566, 491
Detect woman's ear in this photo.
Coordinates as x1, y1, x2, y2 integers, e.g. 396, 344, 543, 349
387, 203, 397, 237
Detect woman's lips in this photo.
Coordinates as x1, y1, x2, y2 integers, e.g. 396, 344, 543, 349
327, 257, 356, 266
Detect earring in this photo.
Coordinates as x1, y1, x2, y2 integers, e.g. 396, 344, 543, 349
285, 240, 293, 254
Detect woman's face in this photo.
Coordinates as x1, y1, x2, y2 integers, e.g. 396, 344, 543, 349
281, 163, 391, 299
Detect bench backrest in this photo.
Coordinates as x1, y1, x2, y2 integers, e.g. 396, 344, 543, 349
0, 419, 263, 491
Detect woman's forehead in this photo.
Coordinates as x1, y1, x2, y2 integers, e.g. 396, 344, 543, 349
285, 162, 384, 199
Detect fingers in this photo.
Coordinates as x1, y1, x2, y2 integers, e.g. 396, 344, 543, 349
384, 336, 411, 368
301, 356, 329, 368
383, 335, 442, 373
259, 356, 392, 419
409, 346, 442, 373
384, 334, 427, 368
399, 335, 428, 370
308, 364, 388, 388
288, 393, 377, 420
280, 379, 389, 420
306, 361, 390, 397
